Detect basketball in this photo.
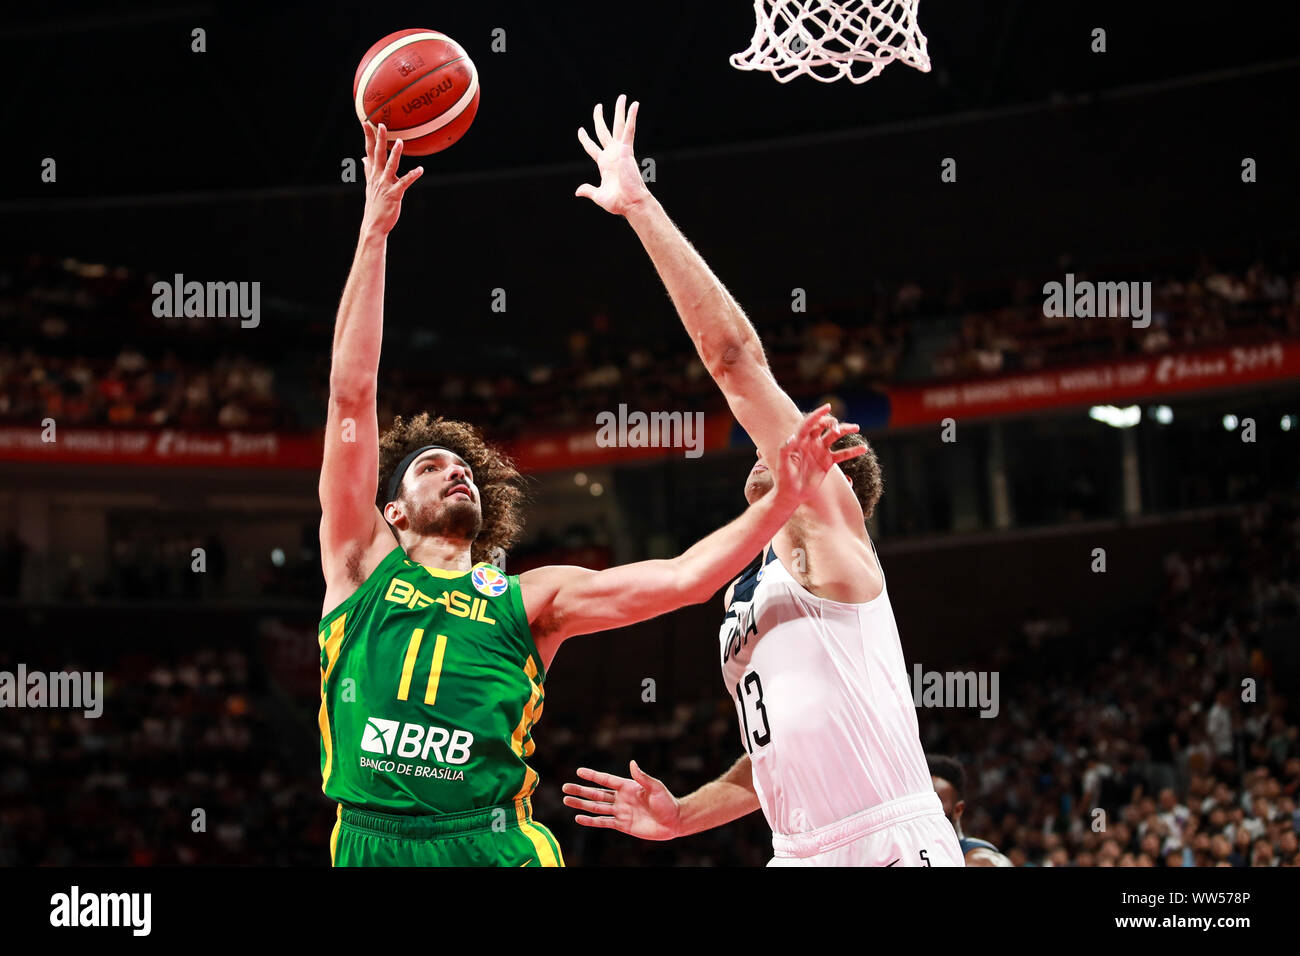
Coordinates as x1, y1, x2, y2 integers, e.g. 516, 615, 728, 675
352, 29, 480, 155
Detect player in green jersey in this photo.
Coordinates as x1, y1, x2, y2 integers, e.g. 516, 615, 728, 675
317, 120, 870, 866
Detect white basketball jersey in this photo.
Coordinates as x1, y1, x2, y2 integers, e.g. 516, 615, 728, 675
719, 543, 934, 836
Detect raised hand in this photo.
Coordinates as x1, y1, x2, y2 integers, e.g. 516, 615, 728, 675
575, 94, 650, 216
561, 761, 682, 841
360, 121, 425, 235
772, 404, 868, 508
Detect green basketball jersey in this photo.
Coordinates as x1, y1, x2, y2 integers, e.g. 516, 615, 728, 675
317, 545, 546, 816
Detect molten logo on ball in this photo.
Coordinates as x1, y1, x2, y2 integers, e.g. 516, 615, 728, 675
353, 28, 481, 155
403, 78, 455, 114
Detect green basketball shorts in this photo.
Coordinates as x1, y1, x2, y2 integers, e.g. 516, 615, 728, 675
330, 798, 564, 867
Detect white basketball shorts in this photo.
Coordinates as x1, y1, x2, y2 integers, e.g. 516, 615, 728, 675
767, 791, 965, 867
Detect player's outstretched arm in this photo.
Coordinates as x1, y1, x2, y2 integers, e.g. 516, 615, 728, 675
562, 754, 760, 840
575, 97, 855, 527
319, 123, 425, 606
520, 407, 866, 650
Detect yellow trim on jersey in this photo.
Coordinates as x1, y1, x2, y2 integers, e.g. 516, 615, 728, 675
411, 560, 498, 581
510, 677, 552, 863
418, 565, 469, 579
424, 633, 448, 706
397, 628, 425, 701
510, 656, 543, 757
318, 614, 347, 793
536, 822, 566, 867
513, 794, 560, 867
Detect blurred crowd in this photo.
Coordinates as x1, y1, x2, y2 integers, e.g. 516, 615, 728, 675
933, 257, 1300, 378
3, 253, 1297, 439
3, 251, 1297, 865
0, 257, 287, 430
0, 643, 328, 865
5, 495, 1296, 866
923, 493, 1300, 866
0, 346, 283, 429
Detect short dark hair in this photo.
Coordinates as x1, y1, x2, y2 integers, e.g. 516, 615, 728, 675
927, 753, 966, 799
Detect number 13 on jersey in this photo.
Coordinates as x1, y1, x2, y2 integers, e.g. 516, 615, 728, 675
735, 670, 772, 753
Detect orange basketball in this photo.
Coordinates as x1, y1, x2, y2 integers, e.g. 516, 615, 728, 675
352, 29, 480, 156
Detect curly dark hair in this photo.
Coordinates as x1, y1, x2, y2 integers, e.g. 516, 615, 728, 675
832, 432, 884, 520
376, 412, 526, 566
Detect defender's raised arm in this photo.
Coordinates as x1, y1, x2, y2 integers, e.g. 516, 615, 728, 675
576, 96, 880, 615
575, 97, 804, 467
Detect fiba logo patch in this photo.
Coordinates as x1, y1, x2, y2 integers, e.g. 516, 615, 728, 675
361, 717, 400, 754
471, 565, 508, 597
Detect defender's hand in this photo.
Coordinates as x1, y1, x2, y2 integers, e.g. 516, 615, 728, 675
575, 94, 650, 216
360, 122, 424, 235
563, 761, 682, 841
771, 403, 867, 510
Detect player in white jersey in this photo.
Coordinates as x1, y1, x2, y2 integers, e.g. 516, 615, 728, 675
561, 96, 963, 866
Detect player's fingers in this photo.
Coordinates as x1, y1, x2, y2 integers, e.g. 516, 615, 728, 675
817, 415, 844, 443
575, 766, 630, 789
385, 137, 405, 177
362, 121, 376, 159
819, 420, 855, 446
562, 795, 616, 815
831, 443, 870, 464
574, 814, 623, 830
376, 123, 388, 162
628, 759, 658, 788
561, 782, 614, 802
612, 93, 626, 139
575, 183, 597, 201
577, 127, 602, 163
624, 100, 639, 142
395, 165, 424, 195
593, 102, 611, 145
800, 404, 833, 440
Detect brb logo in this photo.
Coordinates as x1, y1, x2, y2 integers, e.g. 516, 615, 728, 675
361, 716, 474, 764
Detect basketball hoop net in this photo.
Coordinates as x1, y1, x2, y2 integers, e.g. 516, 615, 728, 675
730, 0, 931, 84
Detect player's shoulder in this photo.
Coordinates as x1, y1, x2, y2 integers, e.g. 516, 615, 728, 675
517, 563, 591, 591
516, 563, 597, 616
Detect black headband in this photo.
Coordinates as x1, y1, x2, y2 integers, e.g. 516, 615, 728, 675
385, 445, 458, 506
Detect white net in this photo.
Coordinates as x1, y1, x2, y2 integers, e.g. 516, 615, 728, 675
730, 0, 931, 84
